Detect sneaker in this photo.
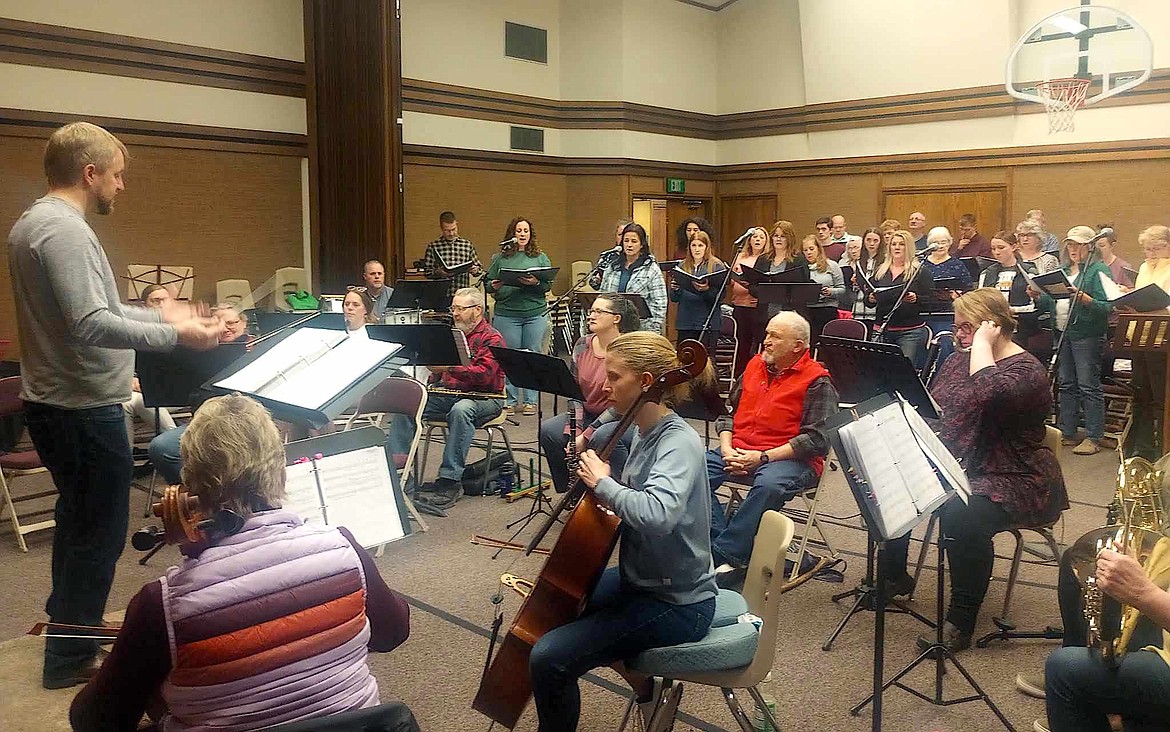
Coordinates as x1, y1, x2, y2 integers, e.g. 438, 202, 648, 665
1060, 436, 1079, 446
502, 405, 515, 416
522, 404, 537, 416
43, 650, 107, 690
1072, 438, 1101, 455
1033, 719, 1050, 732
1016, 671, 1045, 699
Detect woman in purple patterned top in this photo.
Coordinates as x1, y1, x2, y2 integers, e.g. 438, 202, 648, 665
884, 288, 1067, 652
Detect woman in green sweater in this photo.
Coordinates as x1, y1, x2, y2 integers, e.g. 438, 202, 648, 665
486, 217, 554, 414
1051, 226, 1113, 455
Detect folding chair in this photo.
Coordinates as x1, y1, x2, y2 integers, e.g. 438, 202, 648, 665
421, 411, 515, 497
0, 377, 54, 551
820, 317, 867, 341
344, 377, 431, 534
215, 279, 255, 311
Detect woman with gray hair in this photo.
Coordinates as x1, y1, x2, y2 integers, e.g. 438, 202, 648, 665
70, 395, 418, 732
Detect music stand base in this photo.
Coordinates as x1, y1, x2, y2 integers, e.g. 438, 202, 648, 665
823, 582, 935, 652
975, 617, 1063, 648
138, 541, 166, 566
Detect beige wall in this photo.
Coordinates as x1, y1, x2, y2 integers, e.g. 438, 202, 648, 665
717, 0, 804, 113
0, 0, 304, 60
621, 0, 718, 114
560, 0, 624, 100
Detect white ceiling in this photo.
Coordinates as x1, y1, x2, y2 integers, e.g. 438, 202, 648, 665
672, 0, 745, 11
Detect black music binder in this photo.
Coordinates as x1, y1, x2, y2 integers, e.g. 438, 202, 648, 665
284, 426, 411, 547
137, 343, 248, 409
387, 281, 453, 312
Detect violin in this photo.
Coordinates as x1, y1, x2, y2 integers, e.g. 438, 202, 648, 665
473, 340, 708, 728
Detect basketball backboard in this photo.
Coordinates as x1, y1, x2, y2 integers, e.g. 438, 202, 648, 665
1006, 4, 1153, 108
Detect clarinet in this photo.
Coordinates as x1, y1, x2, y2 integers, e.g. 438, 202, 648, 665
567, 408, 581, 479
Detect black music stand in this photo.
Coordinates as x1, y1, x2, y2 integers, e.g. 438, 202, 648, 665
817, 348, 936, 655
367, 323, 468, 368
488, 347, 583, 550
754, 282, 821, 341
387, 280, 453, 314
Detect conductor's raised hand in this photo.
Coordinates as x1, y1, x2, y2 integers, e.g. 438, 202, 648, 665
577, 449, 610, 488
175, 317, 224, 351
160, 300, 210, 323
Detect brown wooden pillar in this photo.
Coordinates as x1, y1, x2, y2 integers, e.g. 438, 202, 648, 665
304, 0, 404, 293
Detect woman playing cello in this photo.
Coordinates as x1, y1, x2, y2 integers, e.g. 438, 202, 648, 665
528, 332, 717, 731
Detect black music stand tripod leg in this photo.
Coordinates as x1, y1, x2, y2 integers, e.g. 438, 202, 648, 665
850, 525, 1016, 732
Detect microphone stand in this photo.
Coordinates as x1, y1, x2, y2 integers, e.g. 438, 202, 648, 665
872, 250, 930, 342
697, 261, 733, 351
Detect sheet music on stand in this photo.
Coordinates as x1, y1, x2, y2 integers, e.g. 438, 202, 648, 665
283, 427, 410, 549
832, 394, 968, 541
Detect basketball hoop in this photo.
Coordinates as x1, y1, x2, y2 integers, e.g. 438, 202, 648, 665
1036, 77, 1090, 133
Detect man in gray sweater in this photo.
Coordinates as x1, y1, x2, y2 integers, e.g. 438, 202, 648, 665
7, 122, 221, 689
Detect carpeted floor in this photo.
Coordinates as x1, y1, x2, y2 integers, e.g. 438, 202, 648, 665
0, 396, 1122, 731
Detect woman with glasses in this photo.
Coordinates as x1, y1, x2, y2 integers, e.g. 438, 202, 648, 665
870, 230, 932, 369
538, 295, 641, 493
1123, 225, 1170, 461
486, 217, 554, 416
670, 230, 726, 345
1049, 227, 1113, 456
882, 288, 1067, 652
342, 287, 377, 339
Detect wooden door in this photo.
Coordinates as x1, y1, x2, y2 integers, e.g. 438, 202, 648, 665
718, 195, 777, 263
882, 186, 1007, 240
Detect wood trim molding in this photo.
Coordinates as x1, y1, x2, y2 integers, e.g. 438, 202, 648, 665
403, 143, 718, 178
402, 79, 718, 139
0, 17, 306, 97
0, 107, 307, 156
405, 137, 1170, 179
404, 70, 1170, 141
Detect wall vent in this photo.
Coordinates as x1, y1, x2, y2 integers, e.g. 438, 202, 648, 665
505, 21, 547, 64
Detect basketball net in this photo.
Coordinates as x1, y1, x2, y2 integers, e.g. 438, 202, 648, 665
1036, 77, 1090, 133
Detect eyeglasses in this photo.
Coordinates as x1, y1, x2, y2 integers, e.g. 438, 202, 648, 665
588, 308, 617, 316
346, 285, 368, 293
952, 322, 976, 335
451, 303, 481, 313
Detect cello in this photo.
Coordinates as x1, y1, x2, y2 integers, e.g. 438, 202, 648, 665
472, 339, 708, 728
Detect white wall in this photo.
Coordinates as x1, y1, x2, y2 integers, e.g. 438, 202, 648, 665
717, 0, 805, 112
0, 0, 304, 60
560, 0, 624, 100
621, 0, 718, 114
401, 0, 562, 99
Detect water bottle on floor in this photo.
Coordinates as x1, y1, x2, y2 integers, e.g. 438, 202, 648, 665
499, 462, 514, 495
752, 672, 777, 732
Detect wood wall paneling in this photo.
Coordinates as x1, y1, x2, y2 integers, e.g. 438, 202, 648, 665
776, 175, 882, 240
717, 195, 777, 263
305, 0, 404, 291
0, 136, 303, 348
0, 17, 306, 97
882, 186, 1007, 240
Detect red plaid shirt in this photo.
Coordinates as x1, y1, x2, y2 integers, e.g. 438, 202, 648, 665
430, 317, 505, 394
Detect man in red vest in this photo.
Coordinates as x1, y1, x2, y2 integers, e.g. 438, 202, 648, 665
707, 311, 839, 581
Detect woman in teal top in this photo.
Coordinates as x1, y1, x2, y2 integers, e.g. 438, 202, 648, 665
1049, 226, 1113, 455
486, 217, 554, 414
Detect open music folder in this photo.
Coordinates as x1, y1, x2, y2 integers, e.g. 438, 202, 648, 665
830, 395, 969, 541
210, 327, 402, 426
283, 427, 410, 548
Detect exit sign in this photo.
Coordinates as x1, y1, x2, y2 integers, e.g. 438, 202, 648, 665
666, 177, 685, 194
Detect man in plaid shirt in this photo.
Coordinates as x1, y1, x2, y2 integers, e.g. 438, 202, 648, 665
423, 211, 483, 297
387, 287, 504, 498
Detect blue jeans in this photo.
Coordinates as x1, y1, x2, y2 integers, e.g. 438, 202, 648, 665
148, 423, 186, 485
1046, 647, 1170, 732
539, 412, 633, 493
23, 402, 132, 678
388, 394, 502, 482
1058, 334, 1106, 442
880, 324, 928, 371
707, 449, 815, 567
492, 314, 549, 407
530, 567, 715, 731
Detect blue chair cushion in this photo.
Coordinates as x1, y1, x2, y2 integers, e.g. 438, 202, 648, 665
712, 589, 748, 627
626, 622, 758, 676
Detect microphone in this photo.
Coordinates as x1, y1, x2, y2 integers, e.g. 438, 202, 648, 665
732, 228, 755, 246
499, 237, 517, 248
1087, 227, 1114, 244
915, 242, 947, 257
